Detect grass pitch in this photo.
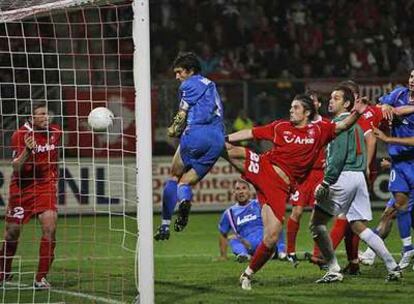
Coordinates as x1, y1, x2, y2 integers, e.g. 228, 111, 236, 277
1, 211, 413, 303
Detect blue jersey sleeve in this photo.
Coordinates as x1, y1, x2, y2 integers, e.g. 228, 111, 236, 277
379, 87, 407, 106
218, 209, 231, 235
179, 77, 208, 107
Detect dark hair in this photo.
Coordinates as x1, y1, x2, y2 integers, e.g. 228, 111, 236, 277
333, 85, 355, 111
172, 52, 201, 74
27, 100, 47, 115
306, 89, 321, 104
293, 94, 316, 120
339, 80, 359, 96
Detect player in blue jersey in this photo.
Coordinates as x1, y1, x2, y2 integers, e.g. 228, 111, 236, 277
360, 70, 414, 266
218, 180, 286, 262
154, 52, 225, 241
358, 125, 414, 269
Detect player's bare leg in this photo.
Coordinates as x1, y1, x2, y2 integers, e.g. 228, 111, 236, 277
287, 205, 303, 267
350, 220, 401, 281
34, 210, 57, 289
309, 208, 343, 283
240, 204, 282, 290
221, 142, 246, 174
222, 144, 282, 290
0, 222, 21, 284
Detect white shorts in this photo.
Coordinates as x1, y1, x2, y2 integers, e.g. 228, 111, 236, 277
317, 171, 372, 222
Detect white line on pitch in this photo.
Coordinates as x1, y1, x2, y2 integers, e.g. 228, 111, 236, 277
5, 282, 126, 304
17, 255, 133, 263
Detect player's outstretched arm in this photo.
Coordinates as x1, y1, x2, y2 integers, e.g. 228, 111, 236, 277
392, 105, 414, 116
378, 104, 414, 120
334, 97, 367, 134
226, 129, 253, 142
373, 126, 414, 146
12, 134, 36, 173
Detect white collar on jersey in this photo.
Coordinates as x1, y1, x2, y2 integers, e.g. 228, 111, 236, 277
23, 122, 33, 132
311, 114, 322, 123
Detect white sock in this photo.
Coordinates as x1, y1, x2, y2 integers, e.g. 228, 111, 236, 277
245, 266, 254, 276
401, 236, 412, 248
359, 228, 397, 271
327, 256, 340, 273
161, 219, 171, 226
364, 246, 376, 258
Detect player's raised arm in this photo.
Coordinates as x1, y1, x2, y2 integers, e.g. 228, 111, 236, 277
334, 97, 367, 134
12, 133, 36, 173
373, 126, 414, 146
226, 129, 253, 143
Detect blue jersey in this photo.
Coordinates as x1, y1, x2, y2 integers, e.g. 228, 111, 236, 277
179, 74, 224, 128
379, 87, 414, 160
218, 200, 263, 238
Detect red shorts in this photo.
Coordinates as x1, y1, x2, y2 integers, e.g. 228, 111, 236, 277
6, 189, 57, 224
242, 149, 290, 222
289, 169, 323, 208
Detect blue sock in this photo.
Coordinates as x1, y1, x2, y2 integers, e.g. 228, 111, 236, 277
411, 210, 414, 230
177, 184, 193, 203
397, 210, 414, 252
161, 180, 178, 223
277, 229, 286, 254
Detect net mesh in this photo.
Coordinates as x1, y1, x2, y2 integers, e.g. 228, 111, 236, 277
0, 0, 139, 303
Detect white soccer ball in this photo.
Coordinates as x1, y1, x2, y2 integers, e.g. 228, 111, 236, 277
88, 107, 114, 131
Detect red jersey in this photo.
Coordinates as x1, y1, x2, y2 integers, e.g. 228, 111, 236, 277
312, 115, 331, 170
252, 119, 336, 184
357, 105, 386, 177
9, 122, 61, 198
357, 105, 385, 135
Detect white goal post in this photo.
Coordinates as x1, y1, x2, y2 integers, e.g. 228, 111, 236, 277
133, 1, 154, 303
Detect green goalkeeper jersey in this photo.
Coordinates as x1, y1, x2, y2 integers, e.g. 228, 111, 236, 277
324, 112, 366, 185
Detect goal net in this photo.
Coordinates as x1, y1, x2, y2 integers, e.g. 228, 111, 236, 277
0, 0, 153, 303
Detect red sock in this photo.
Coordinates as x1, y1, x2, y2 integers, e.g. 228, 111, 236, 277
249, 242, 275, 273
36, 237, 56, 281
345, 226, 360, 261
287, 217, 300, 254
0, 240, 18, 274
313, 242, 321, 258
330, 218, 348, 250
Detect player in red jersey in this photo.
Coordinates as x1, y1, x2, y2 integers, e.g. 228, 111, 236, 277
285, 91, 330, 266
223, 93, 367, 290
0, 101, 61, 289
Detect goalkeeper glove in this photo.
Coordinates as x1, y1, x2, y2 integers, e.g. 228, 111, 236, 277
167, 110, 187, 137
314, 181, 330, 203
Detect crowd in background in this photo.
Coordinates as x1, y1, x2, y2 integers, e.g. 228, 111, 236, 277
150, 0, 414, 80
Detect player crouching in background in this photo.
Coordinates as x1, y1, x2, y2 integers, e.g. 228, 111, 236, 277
218, 180, 286, 262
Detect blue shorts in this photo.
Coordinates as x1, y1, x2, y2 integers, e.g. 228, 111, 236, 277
389, 160, 414, 194
180, 125, 224, 179
230, 232, 284, 256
